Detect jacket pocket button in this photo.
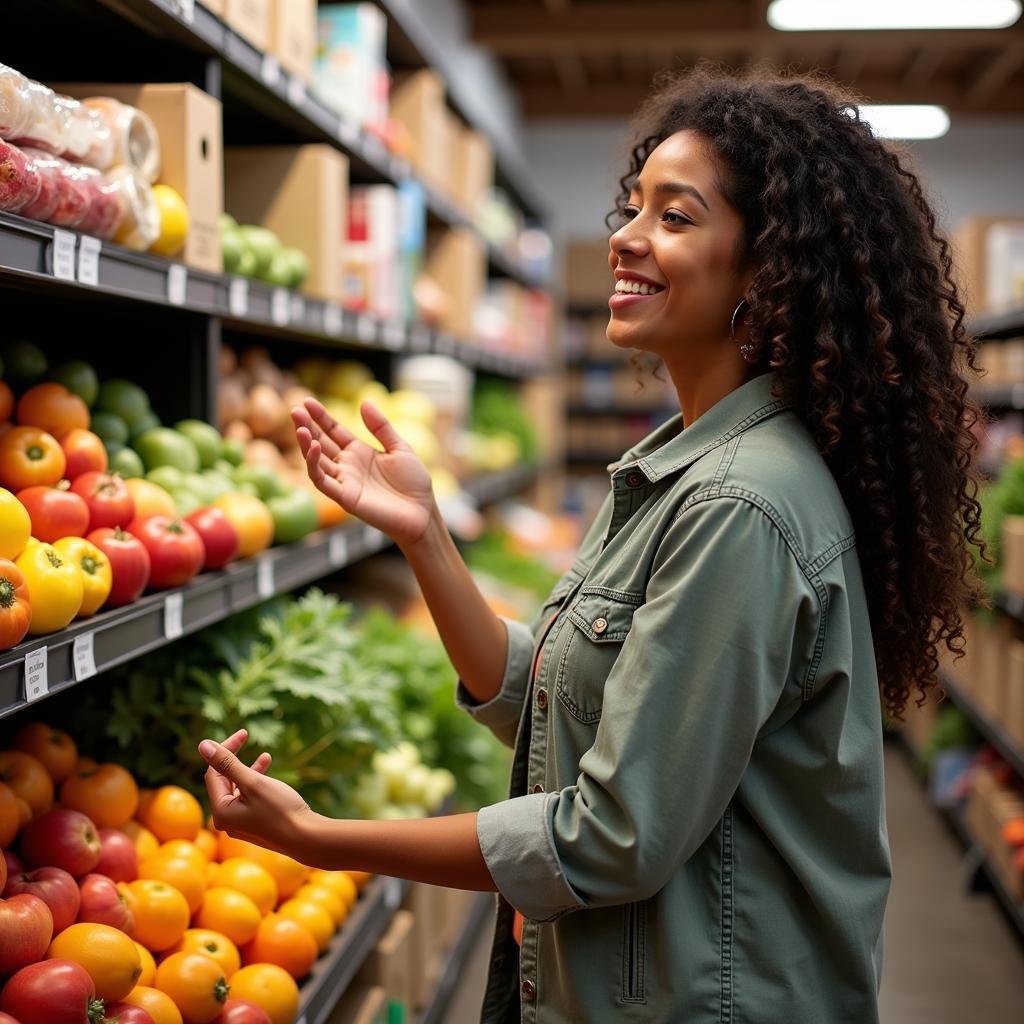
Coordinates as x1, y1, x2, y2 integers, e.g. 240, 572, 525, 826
592, 617, 608, 635
531, 784, 544, 794
535, 687, 548, 710
522, 979, 536, 1001
626, 472, 644, 487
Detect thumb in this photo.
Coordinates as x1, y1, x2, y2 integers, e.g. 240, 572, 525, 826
199, 739, 257, 788
361, 401, 409, 454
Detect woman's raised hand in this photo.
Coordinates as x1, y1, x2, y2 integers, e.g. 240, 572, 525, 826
292, 397, 436, 548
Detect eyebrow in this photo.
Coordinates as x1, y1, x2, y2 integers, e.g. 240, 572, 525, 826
632, 180, 710, 212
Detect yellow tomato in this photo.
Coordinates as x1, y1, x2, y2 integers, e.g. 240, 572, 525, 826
150, 184, 190, 259
228, 963, 299, 1024
194, 887, 262, 947
135, 942, 157, 987
48, 922, 142, 1001
156, 839, 207, 871
120, 879, 190, 952
138, 856, 206, 914
123, 820, 161, 861
168, 928, 241, 979
16, 540, 84, 634
121, 986, 183, 1024
139, 785, 203, 842
276, 898, 334, 952
54, 536, 112, 615
155, 952, 230, 1023
293, 883, 346, 926
309, 869, 358, 912
211, 493, 274, 558
217, 834, 308, 899
208, 858, 278, 916
0, 486, 31, 560
192, 828, 218, 861
124, 478, 177, 520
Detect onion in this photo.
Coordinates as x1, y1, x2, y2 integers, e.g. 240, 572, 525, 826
246, 384, 288, 438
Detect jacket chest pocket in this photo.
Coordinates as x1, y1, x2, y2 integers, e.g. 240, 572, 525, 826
554, 588, 642, 724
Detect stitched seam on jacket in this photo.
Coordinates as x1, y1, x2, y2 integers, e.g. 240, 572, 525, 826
578, 584, 645, 605
711, 435, 740, 494
555, 628, 602, 723
720, 806, 735, 1024
805, 533, 857, 575
537, 791, 587, 921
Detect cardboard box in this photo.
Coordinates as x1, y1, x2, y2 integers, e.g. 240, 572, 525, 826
952, 216, 1024, 314
1004, 517, 1024, 599
390, 70, 448, 194
455, 127, 494, 219
54, 83, 223, 273
202, 0, 225, 14
225, 144, 348, 302
326, 983, 387, 1024
567, 238, 614, 306
355, 909, 415, 1011
426, 227, 486, 338
269, 0, 317, 81
225, 0, 271, 50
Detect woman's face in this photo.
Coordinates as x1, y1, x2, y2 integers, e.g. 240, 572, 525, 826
607, 130, 751, 361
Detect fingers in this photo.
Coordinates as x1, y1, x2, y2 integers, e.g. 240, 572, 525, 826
251, 752, 272, 775
361, 400, 408, 454
221, 728, 249, 753
305, 439, 347, 506
199, 740, 258, 789
303, 397, 358, 452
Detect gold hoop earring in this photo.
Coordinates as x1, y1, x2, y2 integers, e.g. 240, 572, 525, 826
731, 298, 759, 364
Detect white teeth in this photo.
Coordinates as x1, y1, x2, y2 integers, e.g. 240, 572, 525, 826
614, 280, 662, 296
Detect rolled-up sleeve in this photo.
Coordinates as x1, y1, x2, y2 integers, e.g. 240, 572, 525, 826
455, 616, 535, 748
476, 495, 820, 921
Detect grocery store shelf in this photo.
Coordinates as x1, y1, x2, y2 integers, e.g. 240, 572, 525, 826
566, 452, 623, 466
0, 213, 547, 379
568, 404, 676, 417
417, 892, 493, 1024
973, 385, 1024, 409
0, 467, 538, 721
970, 307, 1024, 341
938, 670, 1024, 778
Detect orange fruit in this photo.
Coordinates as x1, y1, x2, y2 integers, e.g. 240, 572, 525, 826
13, 795, 31, 827
228, 963, 299, 1024
240, 912, 317, 979
208, 858, 278, 916
123, 820, 161, 861
293, 883, 346, 926
206, 862, 218, 887
61, 763, 140, 830
139, 786, 203, 842
157, 840, 208, 871
135, 941, 157, 986
139, 856, 206, 914
345, 870, 373, 891
13, 722, 77, 783
0, 749, 54, 816
121, 986, 184, 1024
48, 922, 142, 1001
276, 898, 334, 952
156, 952, 230, 1023
217, 835, 308, 899
0, 781, 19, 848
193, 829, 218, 861
194, 888, 261, 947
309, 870, 358, 912
121, 878, 190, 952
168, 928, 241, 979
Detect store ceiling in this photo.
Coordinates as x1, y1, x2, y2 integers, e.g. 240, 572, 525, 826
467, 0, 1024, 118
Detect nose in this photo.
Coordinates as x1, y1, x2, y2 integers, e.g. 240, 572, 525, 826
609, 219, 651, 265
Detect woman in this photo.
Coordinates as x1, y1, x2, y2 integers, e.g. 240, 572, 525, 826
199, 65, 986, 1023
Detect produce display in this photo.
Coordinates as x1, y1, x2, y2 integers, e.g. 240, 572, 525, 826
0, 719, 373, 1023
219, 217, 309, 290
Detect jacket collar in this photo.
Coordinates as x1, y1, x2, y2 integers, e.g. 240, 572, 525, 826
609, 372, 793, 483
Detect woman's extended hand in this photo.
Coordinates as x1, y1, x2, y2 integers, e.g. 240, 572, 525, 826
292, 397, 436, 548
198, 731, 320, 861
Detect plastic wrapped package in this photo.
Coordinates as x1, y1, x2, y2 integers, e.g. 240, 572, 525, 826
60, 97, 114, 170
0, 138, 42, 213
106, 164, 159, 250
84, 97, 160, 182
73, 165, 125, 239
20, 148, 89, 227
13, 81, 71, 154
0, 64, 33, 139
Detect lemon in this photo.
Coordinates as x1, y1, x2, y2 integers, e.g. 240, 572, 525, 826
150, 184, 190, 258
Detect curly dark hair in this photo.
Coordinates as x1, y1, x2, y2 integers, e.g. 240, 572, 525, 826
610, 63, 988, 721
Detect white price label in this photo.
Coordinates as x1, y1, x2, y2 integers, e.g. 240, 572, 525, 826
356, 313, 376, 344
167, 264, 187, 306
24, 647, 48, 703
229, 277, 249, 317
271, 288, 290, 325
164, 593, 184, 640
383, 321, 405, 350
52, 229, 77, 281
323, 304, 343, 336
257, 558, 275, 598
384, 878, 402, 909
337, 118, 358, 146
411, 325, 431, 352
77, 236, 101, 286
328, 531, 349, 567
287, 75, 306, 108
261, 55, 281, 88
173, 0, 195, 22
73, 632, 97, 681
289, 294, 306, 323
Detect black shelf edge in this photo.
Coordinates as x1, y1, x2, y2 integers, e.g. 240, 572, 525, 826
0, 213, 548, 380
938, 668, 1024, 778
0, 467, 537, 721
567, 404, 676, 418
416, 892, 492, 1024
970, 308, 1024, 341
566, 453, 622, 466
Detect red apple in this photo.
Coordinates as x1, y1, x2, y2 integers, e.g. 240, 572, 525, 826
3, 867, 79, 935
77, 873, 133, 933
0, 855, 6, 896
94, 829, 138, 884
101, 1005, 154, 1024
3, 851, 25, 880
0, 894, 52, 978
213, 1000, 272, 1024
20, 809, 100, 878
0, 1012, 24, 1024
0, 959, 103, 1024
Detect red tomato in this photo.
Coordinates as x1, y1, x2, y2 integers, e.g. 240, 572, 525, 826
213, 1000, 272, 1024
60, 430, 108, 480
0, 959, 103, 1024
85, 527, 150, 607
71, 472, 135, 531
15, 483, 89, 543
126, 516, 204, 590
100, 1004, 154, 1024
185, 507, 240, 570
16, 384, 89, 440
0, 558, 31, 651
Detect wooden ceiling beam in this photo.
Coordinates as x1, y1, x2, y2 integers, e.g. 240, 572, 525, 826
904, 46, 947, 86
553, 52, 587, 93
967, 42, 1024, 100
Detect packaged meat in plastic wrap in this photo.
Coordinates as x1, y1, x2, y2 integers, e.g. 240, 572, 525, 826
73, 164, 125, 240
106, 164, 159, 250
20, 148, 89, 227
13, 81, 71, 154
0, 64, 33, 139
83, 97, 160, 182
0, 137, 42, 212
60, 97, 115, 170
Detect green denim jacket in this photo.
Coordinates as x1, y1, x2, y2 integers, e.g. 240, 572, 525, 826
458, 373, 891, 1024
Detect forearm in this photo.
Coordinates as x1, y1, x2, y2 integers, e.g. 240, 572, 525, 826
302, 811, 497, 891
399, 506, 508, 703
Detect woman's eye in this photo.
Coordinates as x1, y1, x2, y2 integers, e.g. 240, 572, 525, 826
663, 211, 693, 226
619, 206, 639, 222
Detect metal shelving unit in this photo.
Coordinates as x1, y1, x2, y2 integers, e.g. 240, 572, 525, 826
939, 668, 1024, 778
970, 307, 1024, 341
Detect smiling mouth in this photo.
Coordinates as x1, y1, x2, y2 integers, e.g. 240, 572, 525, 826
613, 280, 665, 296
